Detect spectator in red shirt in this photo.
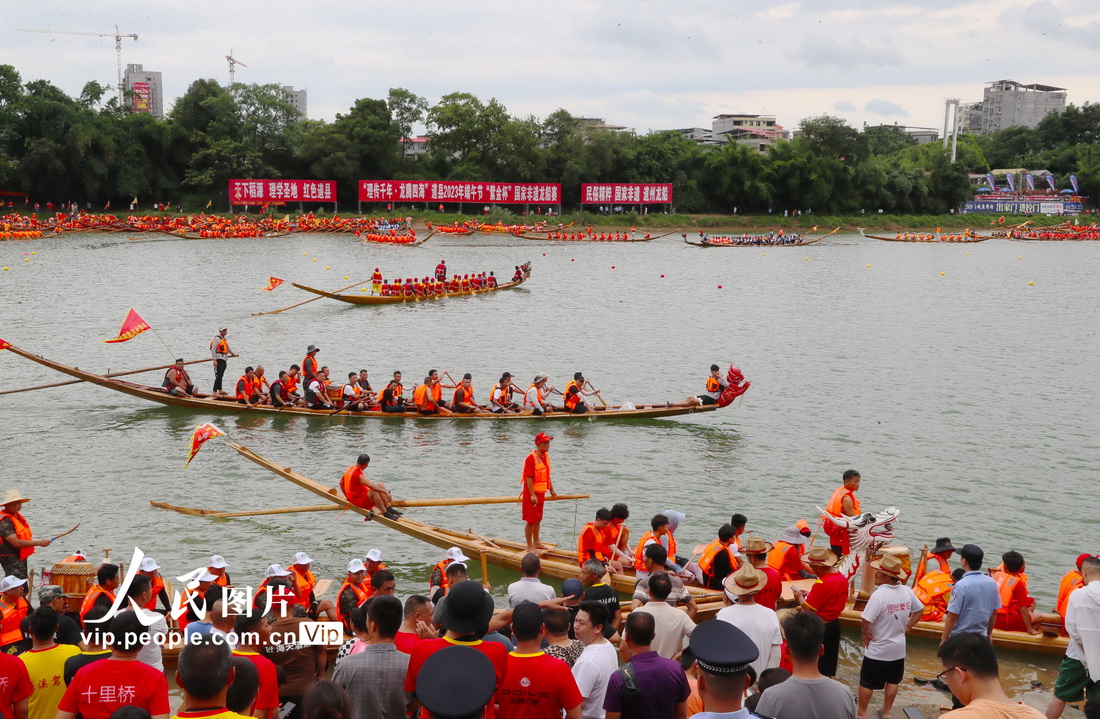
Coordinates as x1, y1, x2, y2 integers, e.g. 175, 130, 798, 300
56, 610, 170, 719
0, 650, 32, 719
395, 595, 433, 654
233, 610, 281, 719
404, 581, 508, 719
497, 603, 582, 719
794, 546, 848, 677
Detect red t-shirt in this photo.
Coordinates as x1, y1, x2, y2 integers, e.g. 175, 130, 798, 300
58, 658, 170, 719
0, 652, 33, 719
233, 650, 280, 713
405, 638, 509, 719
757, 567, 783, 611
496, 652, 582, 719
393, 631, 421, 655
805, 571, 848, 622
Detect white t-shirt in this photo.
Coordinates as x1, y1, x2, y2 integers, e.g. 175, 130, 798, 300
572, 640, 618, 719
135, 607, 169, 671
715, 602, 781, 678
308, 379, 325, 399
524, 386, 547, 409
861, 582, 924, 661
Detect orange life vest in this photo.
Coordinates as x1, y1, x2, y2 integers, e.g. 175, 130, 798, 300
61, 554, 85, 563
432, 559, 454, 591
914, 569, 953, 621
767, 541, 804, 581
577, 523, 608, 565
80, 585, 116, 624
236, 375, 260, 401
994, 572, 1030, 620
635, 531, 676, 567
303, 355, 319, 380
914, 553, 951, 584
208, 572, 229, 588
413, 384, 436, 411
0, 596, 30, 646
341, 464, 372, 506
524, 452, 550, 494
290, 565, 317, 608
0, 512, 34, 561
336, 579, 371, 624
138, 571, 164, 611
698, 539, 735, 577
563, 380, 582, 411
524, 384, 545, 408
1056, 570, 1084, 618
210, 338, 229, 355
453, 385, 474, 406
824, 486, 860, 518
705, 376, 721, 393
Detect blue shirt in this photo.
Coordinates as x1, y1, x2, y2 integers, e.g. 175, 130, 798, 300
946, 570, 1001, 636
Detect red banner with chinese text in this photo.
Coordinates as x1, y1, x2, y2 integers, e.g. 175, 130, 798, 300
358, 181, 561, 205
102, 308, 151, 344
581, 183, 673, 204
228, 180, 336, 205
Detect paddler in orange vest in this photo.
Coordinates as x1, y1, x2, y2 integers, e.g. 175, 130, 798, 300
302, 344, 321, 384
428, 370, 455, 411
338, 453, 402, 521
452, 373, 488, 413
287, 551, 336, 621
412, 376, 447, 415
80, 563, 121, 625
0, 490, 50, 579
364, 548, 388, 580
138, 556, 171, 612
523, 373, 556, 416
604, 503, 633, 572
913, 537, 956, 584
577, 508, 613, 567
992, 551, 1039, 634
522, 433, 558, 552
372, 267, 383, 293
1055, 553, 1092, 621
563, 372, 598, 414
429, 547, 470, 599
822, 470, 861, 556
914, 564, 955, 622
207, 554, 231, 587
766, 522, 814, 581
0, 575, 30, 654
235, 365, 265, 407
209, 327, 232, 395
163, 358, 196, 396
336, 558, 371, 636
698, 524, 739, 590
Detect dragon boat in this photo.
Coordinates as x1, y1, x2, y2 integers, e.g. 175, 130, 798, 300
683, 228, 838, 247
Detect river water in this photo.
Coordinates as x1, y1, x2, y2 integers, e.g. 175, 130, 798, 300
1, 229, 1097, 703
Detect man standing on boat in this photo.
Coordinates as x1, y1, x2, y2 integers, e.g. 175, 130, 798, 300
209, 328, 233, 395
0, 490, 49, 580
522, 433, 557, 552
823, 470, 861, 557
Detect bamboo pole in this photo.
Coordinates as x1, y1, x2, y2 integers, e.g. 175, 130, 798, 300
150, 501, 340, 518
392, 494, 588, 508
0, 357, 217, 396
251, 278, 370, 316
151, 494, 590, 519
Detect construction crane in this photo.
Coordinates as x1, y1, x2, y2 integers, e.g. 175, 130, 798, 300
15, 25, 138, 106
226, 50, 247, 87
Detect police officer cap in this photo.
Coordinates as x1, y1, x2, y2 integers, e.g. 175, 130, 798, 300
689, 619, 759, 675
416, 645, 496, 719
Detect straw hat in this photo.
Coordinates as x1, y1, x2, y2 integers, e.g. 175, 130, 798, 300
801, 546, 839, 568
0, 490, 30, 506
722, 564, 768, 597
741, 536, 774, 555
870, 553, 909, 581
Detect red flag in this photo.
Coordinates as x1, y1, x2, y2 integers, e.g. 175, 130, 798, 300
103, 200, 110, 210
102, 308, 151, 344
0, 339, 11, 351
185, 423, 226, 467
261, 277, 284, 291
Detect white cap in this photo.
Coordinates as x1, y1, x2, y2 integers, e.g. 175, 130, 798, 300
199, 571, 219, 583
71, 549, 87, 559
0, 576, 28, 592
209, 555, 229, 569
140, 557, 161, 572
292, 551, 313, 565
265, 563, 291, 578
364, 549, 383, 563
347, 559, 366, 574
445, 547, 471, 563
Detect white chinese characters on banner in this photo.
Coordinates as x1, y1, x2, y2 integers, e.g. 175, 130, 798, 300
228, 180, 336, 204
359, 181, 561, 205
581, 183, 673, 205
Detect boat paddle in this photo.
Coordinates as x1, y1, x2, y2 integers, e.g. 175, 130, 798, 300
48, 523, 80, 543
585, 381, 608, 407
251, 278, 370, 316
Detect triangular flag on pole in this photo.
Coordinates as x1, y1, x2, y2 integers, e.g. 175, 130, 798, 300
103, 308, 151, 344
261, 277, 284, 291
206, 200, 212, 209
185, 423, 226, 467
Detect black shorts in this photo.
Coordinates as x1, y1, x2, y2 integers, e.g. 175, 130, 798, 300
698, 395, 718, 405
381, 405, 405, 413
859, 657, 905, 690
570, 405, 588, 414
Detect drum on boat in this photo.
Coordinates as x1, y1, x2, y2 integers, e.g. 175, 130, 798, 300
51, 561, 94, 598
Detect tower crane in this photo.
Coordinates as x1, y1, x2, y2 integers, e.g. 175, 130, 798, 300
226, 50, 247, 87
15, 26, 139, 106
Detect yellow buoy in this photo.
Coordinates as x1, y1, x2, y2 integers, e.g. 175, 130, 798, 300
940, 272, 945, 276
23, 258, 29, 262
866, 265, 871, 268
966, 252, 970, 255
303, 252, 308, 256
2, 267, 8, 271
804, 257, 809, 261
344, 276, 349, 280
761, 253, 766, 256
1018, 257, 1023, 260
30, 252, 36, 255
325, 266, 331, 270
1028, 281, 1034, 286
312, 259, 317, 262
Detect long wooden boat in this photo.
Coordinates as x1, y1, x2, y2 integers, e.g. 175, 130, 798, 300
859, 229, 990, 243
511, 230, 674, 242
360, 231, 431, 246
0, 343, 730, 421
204, 444, 1069, 655
290, 275, 528, 305
683, 228, 838, 247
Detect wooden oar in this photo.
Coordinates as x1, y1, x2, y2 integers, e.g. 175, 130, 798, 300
585, 381, 608, 407
151, 494, 590, 518
150, 501, 340, 518
469, 529, 503, 551
0, 357, 218, 396
251, 278, 369, 316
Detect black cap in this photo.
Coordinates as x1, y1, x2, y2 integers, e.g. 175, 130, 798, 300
416, 645, 496, 719
931, 538, 956, 555
561, 578, 584, 599
689, 619, 759, 675
440, 580, 494, 636
960, 544, 983, 566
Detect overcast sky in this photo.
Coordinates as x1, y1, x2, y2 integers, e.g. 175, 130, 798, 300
7, 0, 1099, 136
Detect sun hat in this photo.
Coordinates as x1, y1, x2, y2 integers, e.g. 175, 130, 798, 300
870, 553, 909, 581
931, 538, 956, 555
365, 549, 384, 563
802, 546, 839, 568
722, 564, 768, 599
0, 490, 30, 505
265, 563, 291, 578
740, 536, 774, 555
0, 576, 28, 592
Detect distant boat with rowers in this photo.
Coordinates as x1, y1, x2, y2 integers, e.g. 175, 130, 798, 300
859, 229, 990, 243
512, 229, 680, 242
683, 228, 838, 247
291, 265, 530, 306
160, 442, 1072, 656
0, 342, 744, 422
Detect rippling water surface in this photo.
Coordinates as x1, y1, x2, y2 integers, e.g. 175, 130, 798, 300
1, 229, 1097, 684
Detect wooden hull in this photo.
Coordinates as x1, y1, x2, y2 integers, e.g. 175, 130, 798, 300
0, 344, 726, 421
683, 228, 835, 248
513, 233, 657, 242
861, 232, 990, 243
290, 277, 527, 305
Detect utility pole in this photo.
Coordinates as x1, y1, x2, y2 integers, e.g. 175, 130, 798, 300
16, 26, 138, 106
